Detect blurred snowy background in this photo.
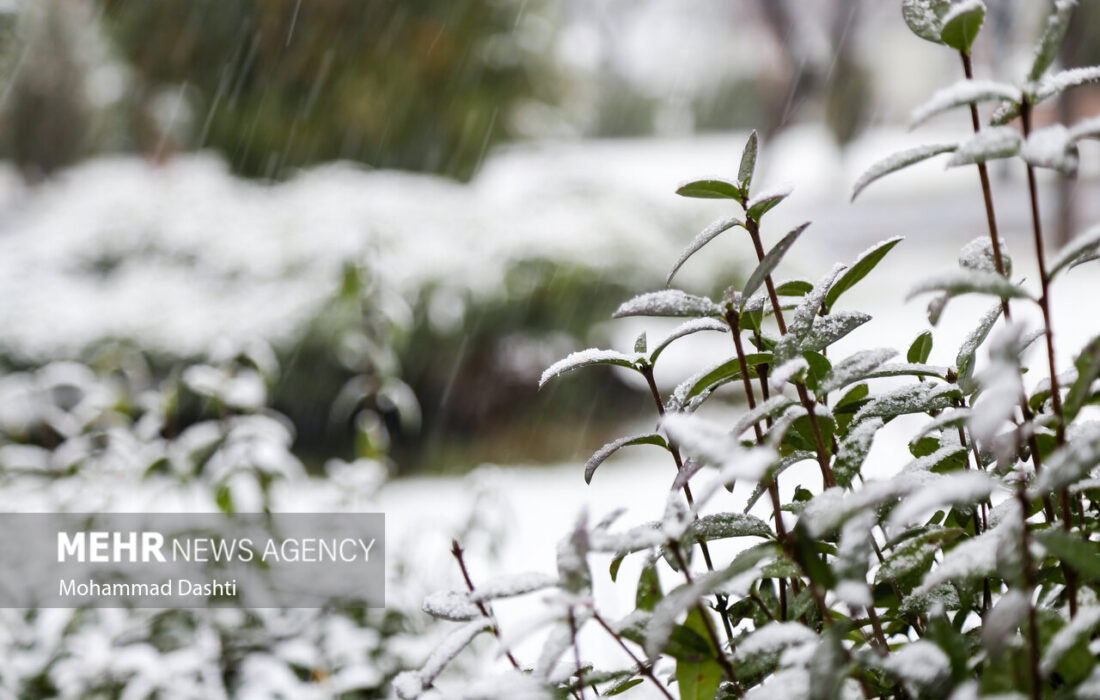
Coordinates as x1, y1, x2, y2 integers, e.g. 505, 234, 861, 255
2, 0, 1100, 696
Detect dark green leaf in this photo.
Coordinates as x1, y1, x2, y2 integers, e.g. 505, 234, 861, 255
741, 222, 811, 311
676, 609, 723, 700
908, 331, 934, 364
636, 557, 663, 612
956, 303, 1002, 394
746, 188, 791, 221
676, 179, 742, 200
1036, 530, 1100, 582
825, 237, 903, 311
939, 1, 984, 53
902, 0, 951, 43
1066, 336, 1100, 423
678, 353, 771, 403
738, 130, 758, 194
585, 434, 669, 484
603, 678, 644, 696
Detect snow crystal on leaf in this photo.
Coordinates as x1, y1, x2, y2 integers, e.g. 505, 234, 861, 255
768, 357, 808, 392
659, 412, 739, 467
835, 580, 873, 608
1042, 606, 1100, 676
417, 620, 491, 689
650, 317, 728, 362
834, 418, 882, 488
981, 589, 1028, 657
1028, 0, 1078, 83
909, 80, 1021, 128
1022, 124, 1078, 174
469, 573, 558, 603
731, 395, 797, 439
744, 668, 809, 700
735, 622, 817, 660
819, 348, 897, 394
538, 349, 640, 388
851, 144, 957, 201
908, 269, 1028, 302
612, 290, 721, 319
1034, 421, 1100, 495
884, 640, 950, 688
959, 237, 1009, 275
888, 471, 995, 530
918, 512, 1019, 594
801, 471, 938, 537
852, 382, 960, 424
1048, 223, 1100, 279
422, 591, 482, 621
666, 216, 744, 286
946, 127, 1022, 167
1038, 65, 1100, 104
801, 311, 871, 353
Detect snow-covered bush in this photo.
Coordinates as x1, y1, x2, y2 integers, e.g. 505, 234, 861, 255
403, 3, 1100, 698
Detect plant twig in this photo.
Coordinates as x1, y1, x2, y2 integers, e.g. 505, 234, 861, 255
592, 613, 675, 700
450, 540, 522, 670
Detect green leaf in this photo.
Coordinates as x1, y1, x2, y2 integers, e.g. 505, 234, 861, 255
1065, 336, 1100, 423
834, 418, 881, 488
215, 483, 235, 514
634, 332, 647, 354
603, 678, 644, 696
614, 290, 723, 319
540, 349, 644, 388
803, 351, 833, 394
1036, 530, 1100, 582
910, 81, 1021, 129
689, 512, 773, 541
851, 144, 957, 201
678, 353, 771, 404
676, 609, 723, 700
636, 557, 663, 612
908, 331, 934, 364
741, 222, 811, 311
775, 280, 814, 296
585, 434, 669, 484
1047, 224, 1100, 281
667, 215, 745, 286
956, 303, 1002, 394
746, 187, 791, 221
939, 0, 984, 54
1028, 0, 1077, 83
738, 130, 758, 194
676, 178, 742, 200
801, 311, 872, 353
853, 382, 961, 423
946, 126, 1023, 166
902, 0, 951, 43
819, 349, 897, 395
825, 237, 904, 311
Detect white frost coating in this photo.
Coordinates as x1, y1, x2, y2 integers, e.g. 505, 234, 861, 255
946, 127, 1022, 166
1022, 124, 1077, 173
644, 567, 740, 658
534, 621, 573, 679
651, 317, 728, 361
612, 289, 721, 319
907, 269, 1026, 301
981, 590, 1029, 657
790, 264, 847, 340
899, 434, 966, 474
469, 573, 558, 603
835, 580, 873, 608
1048, 223, 1100, 278
746, 184, 793, 212
731, 395, 797, 438
393, 671, 426, 700
851, 145, 957, 200
1035, 421, 1100, 495
1042, 607, 1100, 675
801, 471, 937, 537
422, 591, 482, 621
802, 311, 871, 352
834, 417, 882, 485
744, 668, 809, 700
666, 215, 744, 286
958, 237, 1004, 274
884, 640, 950, 688
971, 325, 1027, 448
660, 490, 693, 540
820, 348, 897, 393
914, 409, 972, 441
853, 382, 959, 424
1080, 665, 1100, 700
452, 671, 555, 700
948, 680, 1028, 700
693, 446, 777, 508
735, 622, 817, 660
417, 620, 490, 690
1038, 66, 1100, 103
942, 0, 983, 26
538, 348, 639, 388
769, 357, 809, 392
909, 80, 1021, 128
918, 515, 1019, 594
588, 521, 663, 554
659, 412, 739, 467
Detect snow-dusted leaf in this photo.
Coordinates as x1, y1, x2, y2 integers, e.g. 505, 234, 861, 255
689, 512, 772, 541
1028, 0, 1078, 83
913, 409, 973, 442
1022, 124, 1078, 174
1038, 65, 1100, 104
412, 620, 492, 693
833, 418, 882, 488
650, 318, 728, 364
801, 311, 872, 353
539, 349, 642, 388
956, 303, 1002, 393
908, 331, 933, 364
907, 270, 1030, 303
774, 264, 846, 365
819, 349, 897, 394
876, 526, 962, 583
739, 130, 759, 193
902, 0, 951, 43
666, 216, 744, 286
939, 0, 984, 53
469, 573, 559, 603
422, 590, 483, 621
1065, 336, 1100, 423
945, 126, 1022, 166
917, 511, 1019, 594
887, 471, 996, 530
584, 434, 668, 484
676, 178, 742, 200
659, 412, 739, 468
746, 185, 792, 221
613, 290, 722, 319
734, 621, 817, 662
800, 472, 936, 537
862, 362, 949, 381
740, 222, 811, 311
1042, 606, 1100, 676
1048, 225, 1100, 280
959, 236, 1010, 275
853, 382, 961, 424
825, 237, 903, 311
980, 589, 1028, 657
731, 395, 797, 438
673, 353, 771, 406
851, 144, 957, 201
909, 80, 1021, 128
744, 451, 815, 512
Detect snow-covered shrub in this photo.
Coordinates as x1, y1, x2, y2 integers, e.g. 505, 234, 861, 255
403, 3, 1100, 698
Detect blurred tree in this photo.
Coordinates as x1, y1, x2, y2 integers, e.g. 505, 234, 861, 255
98, 0, 548, 180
